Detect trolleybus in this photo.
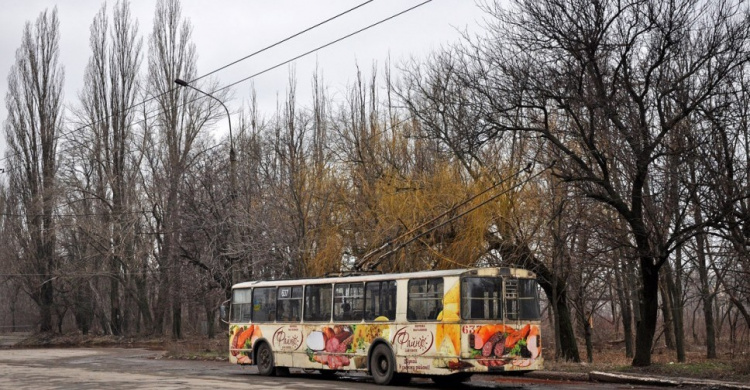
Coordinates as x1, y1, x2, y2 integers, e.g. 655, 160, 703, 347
226, 267, 542, 385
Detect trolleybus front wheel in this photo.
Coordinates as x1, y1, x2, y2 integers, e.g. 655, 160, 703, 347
256, 342, 276, 376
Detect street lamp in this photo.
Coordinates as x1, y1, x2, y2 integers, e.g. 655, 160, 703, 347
174, 78, 236, 198
175, 78, 241, 285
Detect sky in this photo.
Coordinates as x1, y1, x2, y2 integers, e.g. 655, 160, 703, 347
0, 0, 490, 168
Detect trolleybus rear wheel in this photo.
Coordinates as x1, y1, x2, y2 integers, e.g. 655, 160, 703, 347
370, 344, 396, 385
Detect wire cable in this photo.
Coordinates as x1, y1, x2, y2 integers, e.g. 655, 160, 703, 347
3, 1, 435, 194
190, 0, 375, 84
210, 0, 433, 95
362, 162, 546, 272
0, 0, 379, 166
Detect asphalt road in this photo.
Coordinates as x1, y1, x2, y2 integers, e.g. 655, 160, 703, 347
0, 348, 684, 390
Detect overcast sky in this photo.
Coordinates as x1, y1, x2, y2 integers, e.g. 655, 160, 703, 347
0, 0, 489, 166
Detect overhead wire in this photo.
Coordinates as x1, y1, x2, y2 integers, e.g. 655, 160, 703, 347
127, 0, 433, 162
358, 162, 548, 272
210, 0, 433, 95
1, 0, 436, 219
0, 0, 381, 166
353, 162, 532, 270
122, 0, 434, 133
0, 1, 437, 240
189, 0, 375, 84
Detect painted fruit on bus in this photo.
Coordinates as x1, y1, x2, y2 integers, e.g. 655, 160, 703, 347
306, 325, 355, 369
469, 324, 541, 367
229, 324, 262, 364
305, 323, 390, 370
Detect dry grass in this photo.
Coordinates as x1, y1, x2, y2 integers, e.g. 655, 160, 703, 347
14, 332, 165, 349
162, 335, 228, 361
543, 346, 750, 383
12, 331, 231, 360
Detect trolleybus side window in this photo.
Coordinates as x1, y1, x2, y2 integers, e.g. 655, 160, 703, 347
505, 278, 541, 320
407, 278, 443, 321
277, 286, 302, 322
461, 277, 503, 320
304, 284, 332, 322
364, 280, 396, 321
232, 288, 253, 323
252, 287, 277, 322
518, 279, 541, 320
333, 283, 364, 322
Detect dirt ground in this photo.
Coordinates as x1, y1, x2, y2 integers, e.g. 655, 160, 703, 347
0, 347, 647, 390
6, 332, 750, 384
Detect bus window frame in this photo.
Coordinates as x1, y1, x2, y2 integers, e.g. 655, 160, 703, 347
333, 282, 364, 322
303, 283, 333, 322
277, 285, 303, 322
231, 288, 253, 323
406, 277, 444, 322
364, 280, 396, 322
460, 276, 504, 321
252, 287, 277, 323
517, 279, 541, 320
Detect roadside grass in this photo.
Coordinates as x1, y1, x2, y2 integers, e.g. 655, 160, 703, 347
14, 332, 164, 349
543, 346, 750, 383
162, 336, 228, 361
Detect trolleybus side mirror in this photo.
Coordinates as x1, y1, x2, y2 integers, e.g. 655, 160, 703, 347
220, 299, 230, 324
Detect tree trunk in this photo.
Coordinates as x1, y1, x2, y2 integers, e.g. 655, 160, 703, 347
10, 287, 19, 332
632, 259, 659, 367
615, 257, 634, 358
153, 270, 169, 335
553, 290, 580, 362
663, 259, 686, 362
576, 281, 593, 363
55, 305, 67, 334
172, 299, 182, 339
134, 270, 153, 333
39, 279, 54, 333
110, 272, 122, 336
169, 186, 182, 340
537, 266, 579, 362
73, 283, 93, 335
550, 273, 563, 360
659, 281, 675, 350
694, 221, 717, 358
206, 305, 216, 339
583, 316, 593, 363
493, 237, 580, 362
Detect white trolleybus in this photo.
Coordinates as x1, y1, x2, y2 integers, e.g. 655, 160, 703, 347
227, 267, 542, 385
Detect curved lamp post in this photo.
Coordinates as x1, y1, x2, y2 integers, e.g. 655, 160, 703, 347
175, 78, 240, 284
174, 78, 236, 198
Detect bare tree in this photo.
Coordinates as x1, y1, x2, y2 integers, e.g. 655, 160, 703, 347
688, 62, 750, 356
145, 0, 217, 338
3, 8, 64, 333
66, 0, 143, 336
398, 51, 583, 361
456, 0, 750, 366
